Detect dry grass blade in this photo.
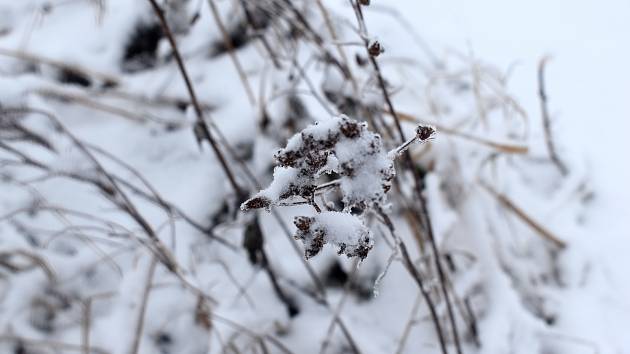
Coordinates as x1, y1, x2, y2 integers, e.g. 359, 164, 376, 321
480, 181, 567, 249
0, 47, 119, 86
315, 0, 359, 94
97, 89, 215, 112
207, 0, 256, 106
0, 334, 110, 354
129, 256, 158, 354
146, 0, 242, 196
34, 88, 179, 126
0, 249, 57, 282
538, 56, 568, 175
82, 298, 92, 354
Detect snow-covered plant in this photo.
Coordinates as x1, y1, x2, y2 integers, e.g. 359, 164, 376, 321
242, 115, 434, 260
293, 212, 373, 259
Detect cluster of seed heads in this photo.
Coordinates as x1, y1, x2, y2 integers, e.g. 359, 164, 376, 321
242, 115, 395, 212
242, 115, 435, 260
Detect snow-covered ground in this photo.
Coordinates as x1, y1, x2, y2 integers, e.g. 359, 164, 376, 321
1, 1, 628, 353
396, 1, 630, 351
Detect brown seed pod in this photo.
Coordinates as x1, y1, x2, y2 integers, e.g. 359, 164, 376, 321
416, 125, 436, 141
368, 40, 384, 57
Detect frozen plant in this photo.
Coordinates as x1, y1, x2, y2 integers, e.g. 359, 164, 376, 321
241, 115, 435, 260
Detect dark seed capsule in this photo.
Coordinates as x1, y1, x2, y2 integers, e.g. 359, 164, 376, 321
416, 125, 436, 141
368, 40, 384, 57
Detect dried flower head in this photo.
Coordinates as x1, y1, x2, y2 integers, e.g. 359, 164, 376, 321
416, 125, 436, 141
293, 212, 373, 260
241, 115, 395, 212
368, 39, 384, 57
241, 115, 435, 260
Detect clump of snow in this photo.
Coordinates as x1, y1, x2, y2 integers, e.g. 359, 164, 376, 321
293, 212, 373, 260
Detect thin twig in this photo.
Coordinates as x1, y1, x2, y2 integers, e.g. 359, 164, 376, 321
207, 0, 257, 105
237, 0, 282, 69
129, 256, 158, 354
314, 0, 359, 95
0, 334, 110, 354
538, 56, 568, 176
349, 2, 463, 352
377, 209, 448, 354
82, 298, 92, 354
480, 180, 567, 248
35, 88, 179, 126
146, 0, 242, 196
395, 293, 423, 354
0, 47, 119, 86
319, 260, 361, 354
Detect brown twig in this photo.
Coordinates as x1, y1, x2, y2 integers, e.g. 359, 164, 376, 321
95, 89, 215, 112
82, 298, 92, 354
480, 180, 567, 249
0, 334, 110, 354
129, 256, 158, 354
349, 2, 463, 352
319, 260, 362, 354
538, 56, 568, 176
34, 88, 179, 126
0, 249, 56, 282
146, 0, 242, 196
237, 0, 282, 69
314, 0, 359, 95
377, 209, 448, 354
1, 107, 181, 275
278, 0, 354, 80
0, 47, 119, 86
207, 0, 257, 105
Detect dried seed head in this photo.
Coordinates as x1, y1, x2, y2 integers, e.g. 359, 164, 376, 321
368, 40, 384, 57
416, 125, 436, 141
339, 119, 361, 138
242, 115, 395, 212
294, 216, 314, 231
241, 196, 271, 211
293, 212, 373, 260
358, 0, 370, 5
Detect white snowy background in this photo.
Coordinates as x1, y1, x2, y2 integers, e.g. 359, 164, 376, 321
399, 0, 630, 350
0, 0, 628, 353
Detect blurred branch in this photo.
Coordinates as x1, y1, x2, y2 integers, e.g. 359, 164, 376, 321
129, 257, 158, 354
0, 47, 119, 86
480, 180, 567, 249
394, 110, 529, 154
207, 0, 257, 105
538, 56, 568, 176
0, 334, 110, 354
146, 0, 243, 196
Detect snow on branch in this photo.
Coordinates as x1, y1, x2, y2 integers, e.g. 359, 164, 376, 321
241, 114, 435, 260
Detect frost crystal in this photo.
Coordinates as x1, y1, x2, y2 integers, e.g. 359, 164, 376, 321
294, 212, 373, 260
